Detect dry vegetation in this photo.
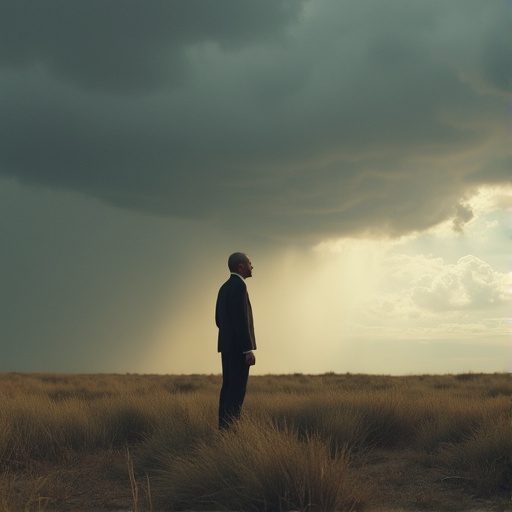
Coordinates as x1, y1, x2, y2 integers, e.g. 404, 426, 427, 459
0, 372, 509, 511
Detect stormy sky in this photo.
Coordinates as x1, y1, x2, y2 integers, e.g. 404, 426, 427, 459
1, 0, 510, 375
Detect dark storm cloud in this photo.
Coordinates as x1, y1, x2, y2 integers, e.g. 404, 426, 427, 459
0, 0, 301, 92
1, 0, 510, 240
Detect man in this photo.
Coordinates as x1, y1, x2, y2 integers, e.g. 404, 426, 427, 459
215, 252, 257, 429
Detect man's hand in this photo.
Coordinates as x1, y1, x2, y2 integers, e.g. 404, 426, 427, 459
245, 352, 256, 366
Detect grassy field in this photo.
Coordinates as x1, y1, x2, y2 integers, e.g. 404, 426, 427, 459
0, 372, 509, 511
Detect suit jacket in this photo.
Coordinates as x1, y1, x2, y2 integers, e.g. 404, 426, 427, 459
215, 274, 256, 354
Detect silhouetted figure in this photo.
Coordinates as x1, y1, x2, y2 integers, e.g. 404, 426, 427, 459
215, 252, 256, 429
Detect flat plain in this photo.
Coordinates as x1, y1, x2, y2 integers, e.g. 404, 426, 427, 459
0, 372, 509, 511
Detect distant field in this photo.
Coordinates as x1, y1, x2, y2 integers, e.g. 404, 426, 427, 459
0, 372, 509, 511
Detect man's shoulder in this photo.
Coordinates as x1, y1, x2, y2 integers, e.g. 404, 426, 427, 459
228, 274, 245, 285
219, 274, 245, 292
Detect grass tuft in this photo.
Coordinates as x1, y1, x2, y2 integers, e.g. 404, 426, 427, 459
153, 418, 366, 511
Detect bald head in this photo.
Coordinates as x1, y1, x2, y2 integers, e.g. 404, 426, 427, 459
228, 252, 249, 271
228, 252, 253, 279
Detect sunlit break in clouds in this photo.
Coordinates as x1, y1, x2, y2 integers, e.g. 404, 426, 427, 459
0, 0, 510, 375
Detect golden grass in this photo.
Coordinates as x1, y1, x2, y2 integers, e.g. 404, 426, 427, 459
0, 372, 509, 511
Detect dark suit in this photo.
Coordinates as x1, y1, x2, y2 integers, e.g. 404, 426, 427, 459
215, 274, 256, 429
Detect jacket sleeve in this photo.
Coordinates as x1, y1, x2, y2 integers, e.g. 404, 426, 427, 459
229, 284, 254, 352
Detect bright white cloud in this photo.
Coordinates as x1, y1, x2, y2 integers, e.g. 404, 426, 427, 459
314, 209, 511, 351
411, 255, 509, 311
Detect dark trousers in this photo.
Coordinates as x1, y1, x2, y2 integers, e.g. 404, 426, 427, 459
219, 351, 250, 429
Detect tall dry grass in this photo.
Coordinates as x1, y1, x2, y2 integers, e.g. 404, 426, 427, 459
150, 419, 364, 511
0, 372, 509, 511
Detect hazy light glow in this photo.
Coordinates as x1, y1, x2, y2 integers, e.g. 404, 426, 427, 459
138, 187, 511, 375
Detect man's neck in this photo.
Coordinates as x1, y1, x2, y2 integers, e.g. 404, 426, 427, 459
231, 272, 245, 281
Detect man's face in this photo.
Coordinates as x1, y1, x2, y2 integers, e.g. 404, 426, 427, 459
238, 258, 253, 279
